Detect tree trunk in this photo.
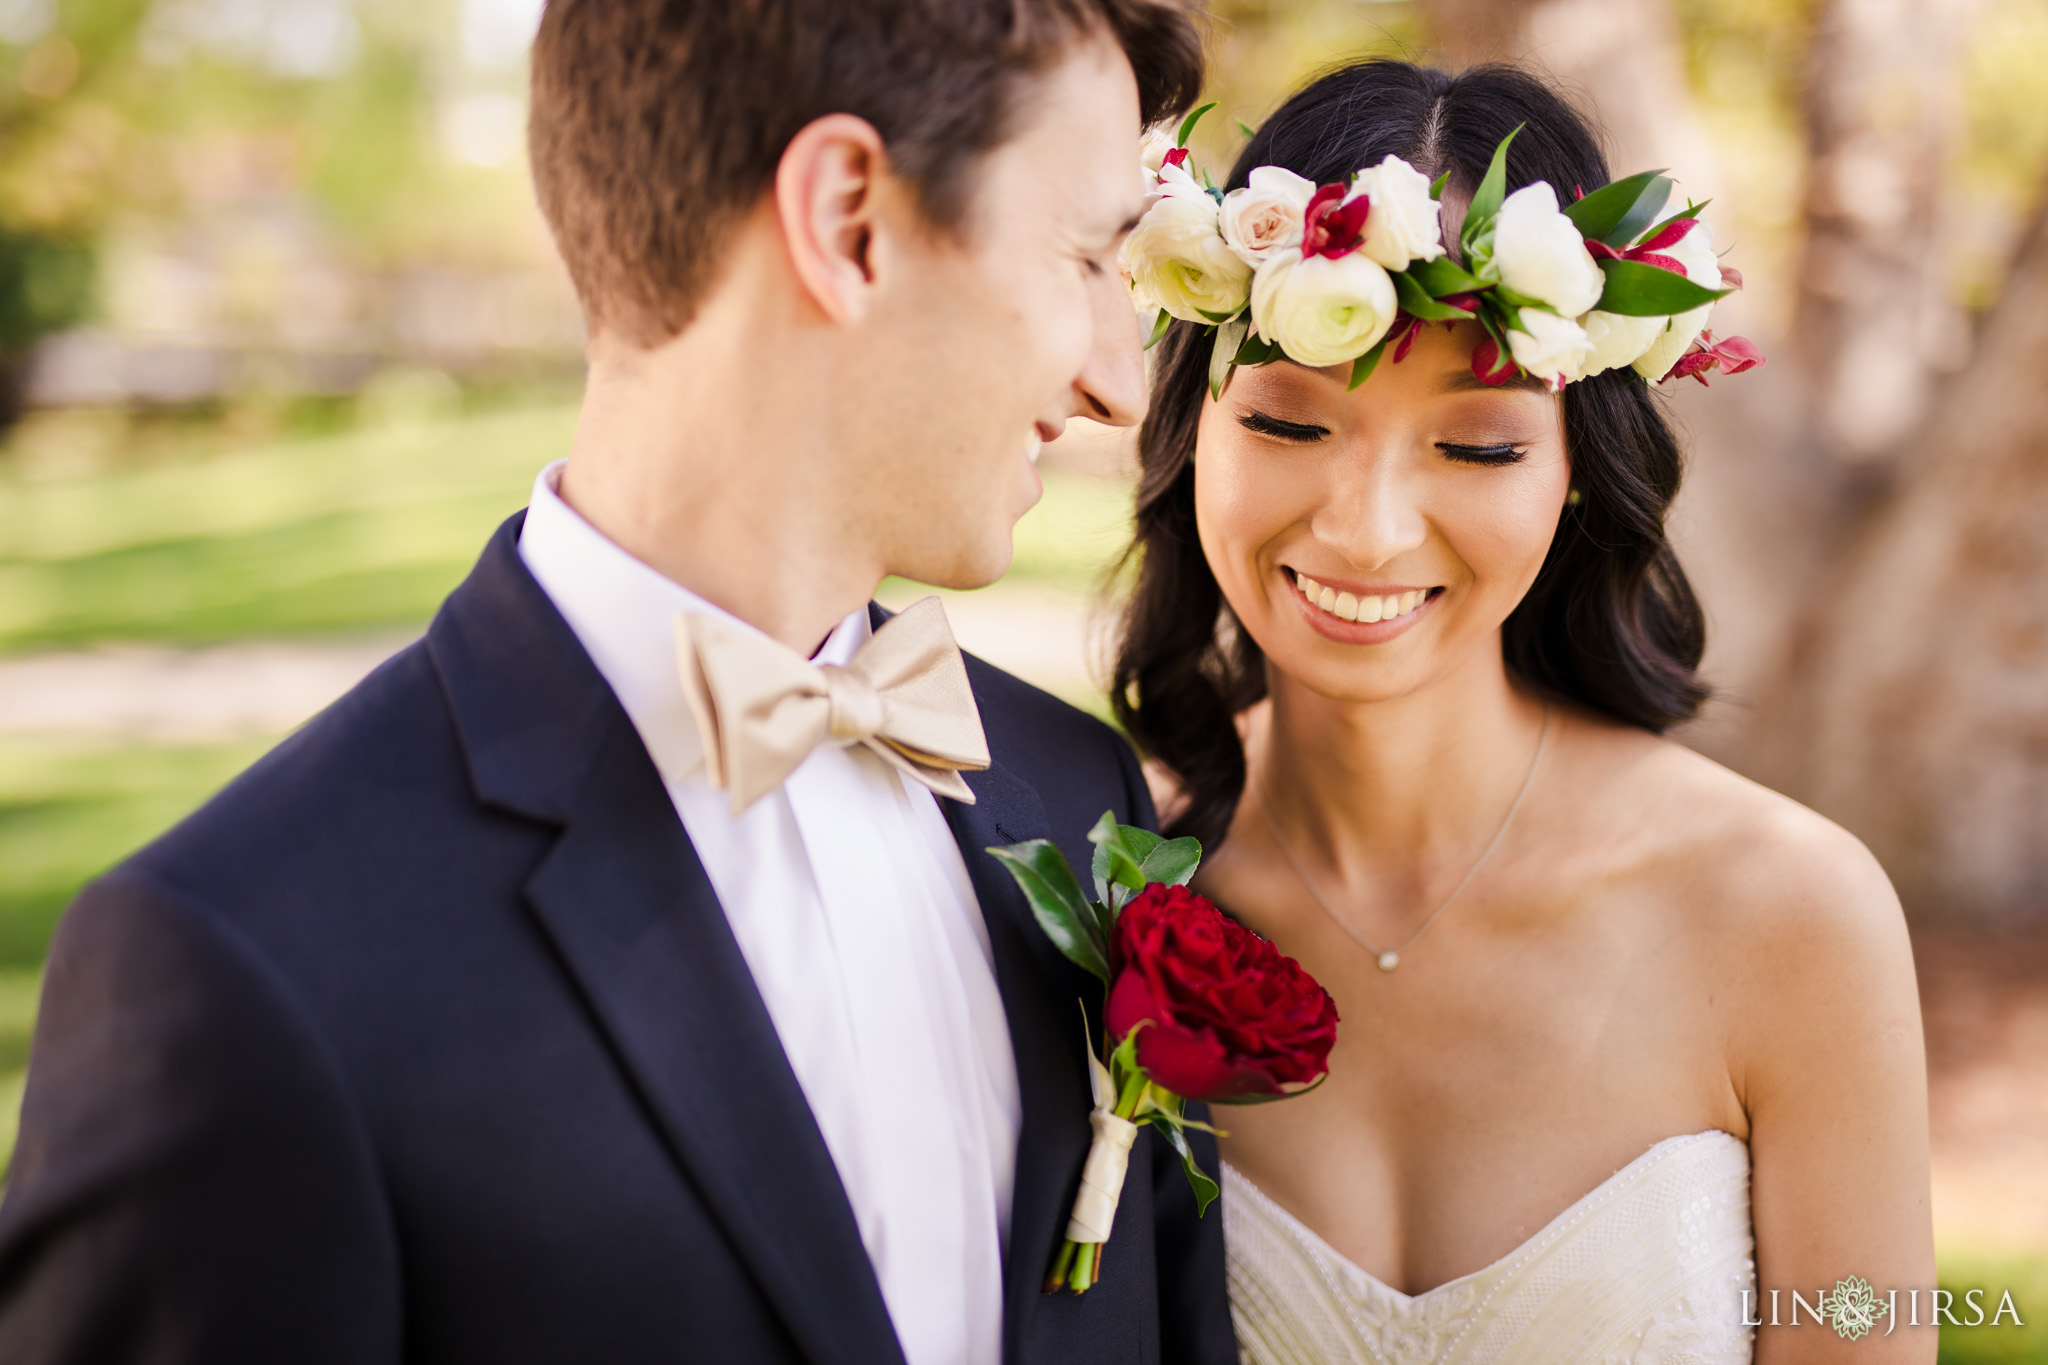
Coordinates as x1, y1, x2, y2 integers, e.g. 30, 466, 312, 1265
1793, 0, 1976, 466
1759, 196, 2048, 925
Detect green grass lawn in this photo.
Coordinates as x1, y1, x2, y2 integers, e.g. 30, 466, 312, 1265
0, 734, 277, 973
0, 406, 575, 651
0, 403, 1131, 652
1937, 1252, 2048, 1361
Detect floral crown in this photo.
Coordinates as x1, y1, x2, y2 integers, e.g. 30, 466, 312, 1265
1124, 104, 1764, 397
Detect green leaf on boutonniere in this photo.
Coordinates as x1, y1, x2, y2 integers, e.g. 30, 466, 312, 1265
1461, 124, 1522, 254
1143, 307, 1172, 351
988, 840, 1109, 981
1139, 837, 1201, 889
1176, 100, 1218, 147
1348, 336, 1390, 391
1157, 1118, 1219, 1215
1393, 270, 1476, 320
1561, 169, 1669, 245
1593, 258, 1731, 316
1211, 1073, 1330, 1107
1090, 810, 1163, 907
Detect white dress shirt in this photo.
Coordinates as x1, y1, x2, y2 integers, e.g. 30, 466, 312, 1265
518, 462, 1021, 1365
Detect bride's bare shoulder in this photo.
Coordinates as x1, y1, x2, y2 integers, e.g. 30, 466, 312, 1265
1568, 710, 1906, 964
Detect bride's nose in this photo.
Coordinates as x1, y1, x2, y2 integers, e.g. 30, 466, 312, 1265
1311, 448, 1428, 570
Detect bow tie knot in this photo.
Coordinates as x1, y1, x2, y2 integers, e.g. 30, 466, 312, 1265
676, 596, 990, 814
821, 663, 887, 745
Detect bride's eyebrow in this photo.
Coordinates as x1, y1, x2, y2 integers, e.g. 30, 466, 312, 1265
1440, 369, 1552, 395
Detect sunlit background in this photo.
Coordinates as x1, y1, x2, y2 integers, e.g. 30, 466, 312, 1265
3, 0, 2047, 1355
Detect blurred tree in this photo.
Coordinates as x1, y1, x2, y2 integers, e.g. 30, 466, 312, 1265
1422, 0, 1718, 181
1763, 193, 2048, 923
1794, 0, 1977, 466
0, 0, 151, 422
0, 231, 91, 423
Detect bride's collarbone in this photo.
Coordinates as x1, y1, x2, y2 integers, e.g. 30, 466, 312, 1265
1212, 882, 1748, 1296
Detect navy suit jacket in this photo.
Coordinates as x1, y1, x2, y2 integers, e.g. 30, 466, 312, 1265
0, 515, 1235, 1365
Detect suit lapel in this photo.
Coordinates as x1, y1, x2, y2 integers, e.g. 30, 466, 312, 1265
434, 519, 904, 1365
939, 751, 1107, 1362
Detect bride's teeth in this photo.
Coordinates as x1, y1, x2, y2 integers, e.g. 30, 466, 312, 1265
1297, 576, 1435, 623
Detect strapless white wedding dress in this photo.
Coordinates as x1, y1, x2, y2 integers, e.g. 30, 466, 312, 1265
1224, 1131, 1756, 1364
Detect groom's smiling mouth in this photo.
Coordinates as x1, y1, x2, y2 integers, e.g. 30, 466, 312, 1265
1286, 566, 1443, 629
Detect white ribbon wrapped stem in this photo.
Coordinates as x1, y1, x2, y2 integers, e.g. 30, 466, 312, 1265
1064, 1107, 1141, 1244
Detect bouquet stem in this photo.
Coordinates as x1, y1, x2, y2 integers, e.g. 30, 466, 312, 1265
1047, 1077, 1153, 1292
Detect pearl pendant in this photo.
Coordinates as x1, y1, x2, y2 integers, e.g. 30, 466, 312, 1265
1377, 950, 1400, 972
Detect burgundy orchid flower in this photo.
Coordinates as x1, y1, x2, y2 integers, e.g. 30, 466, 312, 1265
1583, 217, 1700, 277
1470, 335, 1518, 386
1301, 183, 1371, 260
1389, 314, 1424, 364
1664, 331, 1765, 386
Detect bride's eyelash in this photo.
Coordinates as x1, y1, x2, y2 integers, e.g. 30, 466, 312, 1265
1436, 442, 1526, 466
1238, 410, 1329, 443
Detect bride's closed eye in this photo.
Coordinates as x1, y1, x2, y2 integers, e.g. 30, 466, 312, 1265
1435, 441, 1527, 466
1238, 409, 1329, 443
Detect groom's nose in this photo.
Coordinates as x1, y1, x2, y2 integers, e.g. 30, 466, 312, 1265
1071, 271, 1148, 428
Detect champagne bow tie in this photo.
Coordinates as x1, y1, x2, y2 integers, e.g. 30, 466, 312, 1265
675, 596, 990, 814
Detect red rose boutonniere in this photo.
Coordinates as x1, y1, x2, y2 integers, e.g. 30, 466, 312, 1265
990, 814, 1338, 1293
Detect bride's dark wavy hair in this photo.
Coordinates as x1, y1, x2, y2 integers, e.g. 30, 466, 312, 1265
1112, 59, 1709, 848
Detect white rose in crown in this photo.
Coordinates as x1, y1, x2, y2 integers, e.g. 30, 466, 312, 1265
1505, 307, 1593, 386
1490, 182, 1605, 317
1220, 166, 1316, 267
1348, 154, 1446, 271
1124, 190, 1253, 323
1251, 247, 1398, 369
1573, 309, 1666, 378
1140, 127, 1177, 175
1632, 220, 1723, 381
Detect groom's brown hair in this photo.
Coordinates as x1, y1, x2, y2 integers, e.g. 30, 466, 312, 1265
528, 0, 1204, 346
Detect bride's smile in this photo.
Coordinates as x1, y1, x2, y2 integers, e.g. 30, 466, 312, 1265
1193, 320, 1569, 703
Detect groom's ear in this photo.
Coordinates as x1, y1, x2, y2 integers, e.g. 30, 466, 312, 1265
776, 113, 891, 325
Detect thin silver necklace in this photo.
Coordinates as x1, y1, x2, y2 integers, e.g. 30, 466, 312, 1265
1259, 704, 1550, 973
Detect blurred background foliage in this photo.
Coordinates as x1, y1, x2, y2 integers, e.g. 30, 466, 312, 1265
2, 0, 2048, 1353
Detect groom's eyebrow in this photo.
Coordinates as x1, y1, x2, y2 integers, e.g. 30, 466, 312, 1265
1093, 203, 1149, 244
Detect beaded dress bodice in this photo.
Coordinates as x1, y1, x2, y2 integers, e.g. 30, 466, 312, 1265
1224, 1131, 1756, 1365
